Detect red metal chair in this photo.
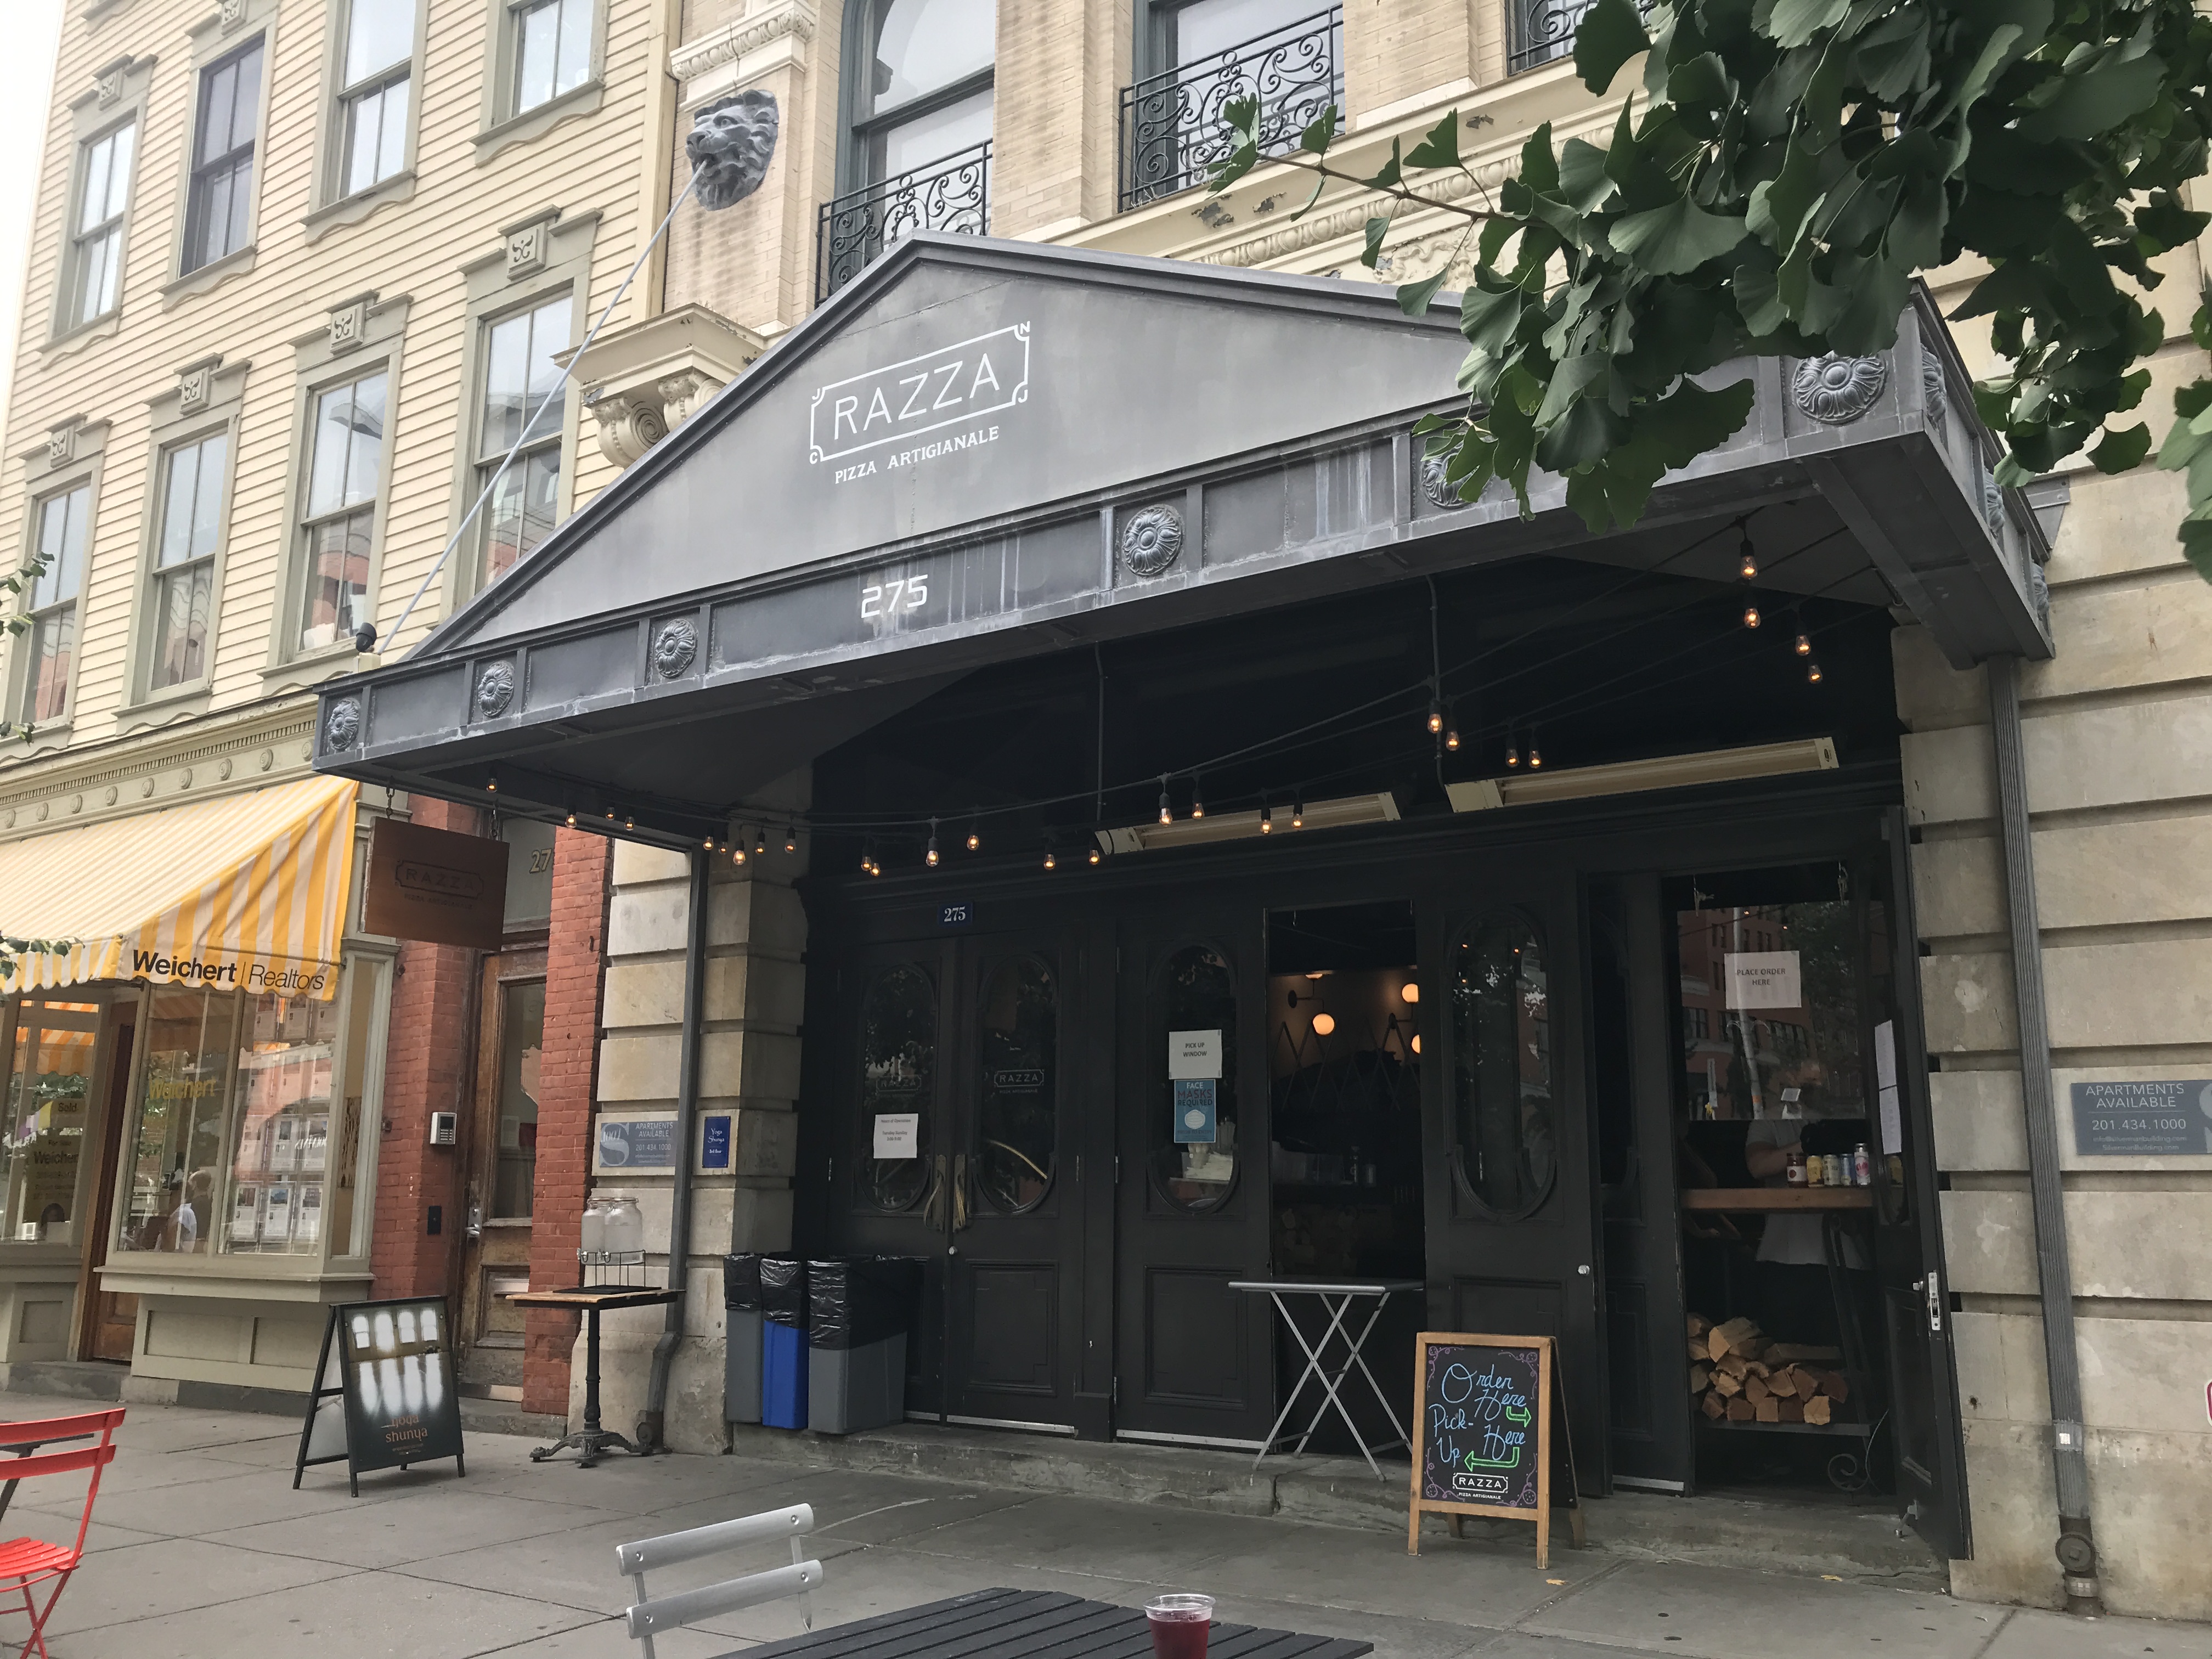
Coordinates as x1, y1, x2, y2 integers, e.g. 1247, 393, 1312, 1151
0, 1407, 124, 1659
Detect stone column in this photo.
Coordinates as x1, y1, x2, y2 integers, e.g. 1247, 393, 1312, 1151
571, 775, 810, 1452
1897, 430, 2212, 1618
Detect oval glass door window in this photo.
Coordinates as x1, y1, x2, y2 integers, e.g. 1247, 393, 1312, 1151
860, 963, 936, 1210
1156, 943, 1238, 1207
975, 956, 1056, 1212
1450, 915, 1555, 1218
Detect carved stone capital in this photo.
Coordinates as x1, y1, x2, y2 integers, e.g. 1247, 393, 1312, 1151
584, 390, 670, 468
559, 303, 765, 470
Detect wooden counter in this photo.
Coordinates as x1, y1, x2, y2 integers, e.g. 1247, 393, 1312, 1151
1680, 1187, 1872, 1211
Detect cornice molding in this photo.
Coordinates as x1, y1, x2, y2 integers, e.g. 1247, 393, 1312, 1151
669, 1, 815, 88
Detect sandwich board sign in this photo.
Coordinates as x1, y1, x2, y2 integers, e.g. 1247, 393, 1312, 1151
294, 1296, 466, 1495
1408, 1331, 1583, 1566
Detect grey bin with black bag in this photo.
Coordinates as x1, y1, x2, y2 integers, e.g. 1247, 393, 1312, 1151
806, 1256, 923, 1435
723, 1253, 763, 1425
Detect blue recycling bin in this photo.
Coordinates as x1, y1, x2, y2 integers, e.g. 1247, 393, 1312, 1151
759, 1255, 808, 1429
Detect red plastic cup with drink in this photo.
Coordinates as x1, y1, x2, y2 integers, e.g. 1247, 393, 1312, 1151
1146, 1594, 1214, 1659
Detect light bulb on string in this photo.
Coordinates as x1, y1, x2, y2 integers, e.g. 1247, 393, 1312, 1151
1795, 629, 1812, 656
1529, 727, 1544, 769
966, 812, 980, 852
565, 810, 577, 827
1506, 733, 1520, 769
1042, 838, 1057, 871
624, 814, 635, 831
733, 835, 747, 865
926, 819, 940, 868
702, 835, 714, 851
1444, 708, 1460, 751
1427, 695, 1444, 736
486, 770, 499, 793
753, 826, 767, 858
1260, 803, 1273, 834
1743, 602, 1762, 629
1808, 661, 1824, 684
1190, 780, 1205, 819
1159, 778, 1173, 826
1088, 845, 1102, 866
1291, 793, 1305, 830
1738, 526, 1758, 582
785, 829, 798, 854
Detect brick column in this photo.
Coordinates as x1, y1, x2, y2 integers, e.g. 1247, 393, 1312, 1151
368, 797, 484, 1300
522, 827, 615, 1418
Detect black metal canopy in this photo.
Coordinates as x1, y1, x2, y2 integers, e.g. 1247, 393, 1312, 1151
314, 233, 2049, 848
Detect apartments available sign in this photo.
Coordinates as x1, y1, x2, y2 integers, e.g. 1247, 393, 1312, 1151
809, 323, 1030, 475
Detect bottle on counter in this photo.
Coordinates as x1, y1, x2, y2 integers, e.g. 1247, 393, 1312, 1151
1853, 1144, 1872, 1187
1804, 1153, 1823, 1187
1786, 1152, 1808, 1187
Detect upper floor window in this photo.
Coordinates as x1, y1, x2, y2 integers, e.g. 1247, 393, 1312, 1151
819, 0, 995, 298
150, 433, 229, 690
476, 293, 572, 584
514, 0, 592, 114
184, 41, 264, 274
21, 487, 91, 724
1120, 1, 1341, 209
298, 370, 387, 652
68, 122, 136, 329
340, 0, 414, 196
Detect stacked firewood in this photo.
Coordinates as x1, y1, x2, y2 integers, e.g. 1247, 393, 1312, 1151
1687, 1313, 1850, 1425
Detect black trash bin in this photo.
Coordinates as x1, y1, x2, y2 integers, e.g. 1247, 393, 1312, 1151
760, 1255, 808, 1429
724, 1252, 763, 1425
806, 1256, 922, 1435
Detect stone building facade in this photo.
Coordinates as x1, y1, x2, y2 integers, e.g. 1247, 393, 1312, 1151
514, 0, 2207, 1622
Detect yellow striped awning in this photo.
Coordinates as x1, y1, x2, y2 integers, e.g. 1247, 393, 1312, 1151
0, 775, 359, 1000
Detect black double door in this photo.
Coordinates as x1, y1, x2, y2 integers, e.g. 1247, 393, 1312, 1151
829, 926, 1088, 1431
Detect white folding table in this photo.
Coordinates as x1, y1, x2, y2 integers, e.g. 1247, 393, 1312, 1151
1229, 1277, 1422, 1478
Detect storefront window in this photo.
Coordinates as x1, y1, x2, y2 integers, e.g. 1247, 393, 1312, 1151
974, 956, 1054, 1213
117, 966, 376, 1260
859, 963, 935, 1211
1, 1001, 98, 1244
492, 980, 544, 1218
1450, 915, 1554, 1218
1155, 943, 1238, 1207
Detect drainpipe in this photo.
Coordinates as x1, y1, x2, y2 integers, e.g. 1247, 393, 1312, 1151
639, 847, 709, 1453
1987, 656, 2101, 1615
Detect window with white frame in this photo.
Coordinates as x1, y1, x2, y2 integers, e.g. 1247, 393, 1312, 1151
149, 433, 228, 691
67, 123, 136, 329
297, 371, 387, 653
476, 294, 571, 584
513, 0, 592, 114
183, 41, 264, 275
20, 487, 91, 724
337, 0, 415, 198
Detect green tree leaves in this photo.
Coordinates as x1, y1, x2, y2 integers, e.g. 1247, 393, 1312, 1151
1209, 0, 2212, 577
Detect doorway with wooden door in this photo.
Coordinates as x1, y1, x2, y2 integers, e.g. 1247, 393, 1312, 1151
78, 999, 139, 1363
457, 949, 545, 1402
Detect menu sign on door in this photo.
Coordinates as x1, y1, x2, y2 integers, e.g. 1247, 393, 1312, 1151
1408, 1332, 1582, 1566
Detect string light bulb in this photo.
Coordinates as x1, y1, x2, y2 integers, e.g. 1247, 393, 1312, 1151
702, 835, 715, 850
1260, 803, 1273, 834
1743, 602, 1762, 629
1529, 729, 1544, 769
733, 838, 747, 865
1506, 735, 1520, 769
1190, 781, 1204, 819
1427, 695, 1444, 735
1738, 527, 1758, 582
785, 829, 797, 854
1159, 778, 1173, 826
486, 771, 499, 793
966, 814, 981, 852
1291, 793, 1305, 830
565, 810, 577, 827
624, 814, 635, 831
1795, 629, 1812, 656
1444, 712, 1460, 751
926, 820, 940, 868
1042, 839, 1057, 871
753, 826, 767, 858
1088, 845, 1102, 865
1808, 661, 1824, 684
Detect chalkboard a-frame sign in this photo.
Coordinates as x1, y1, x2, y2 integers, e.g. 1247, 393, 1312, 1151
1409, 1332, 1584, 1566
294, 1297, 467, 1496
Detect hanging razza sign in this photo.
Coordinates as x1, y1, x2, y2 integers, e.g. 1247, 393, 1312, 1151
294, 1296, 466, 1496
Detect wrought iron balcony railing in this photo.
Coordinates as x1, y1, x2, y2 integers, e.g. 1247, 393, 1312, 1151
816, 140, 991, 302
1118, 6, 1342, 212
1510, 0, 1651, 74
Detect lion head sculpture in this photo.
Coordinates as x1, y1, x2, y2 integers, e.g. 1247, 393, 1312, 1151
686, 91, 779, 211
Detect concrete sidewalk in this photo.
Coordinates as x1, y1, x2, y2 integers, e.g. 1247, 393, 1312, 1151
0, 1393, 2200, 1659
